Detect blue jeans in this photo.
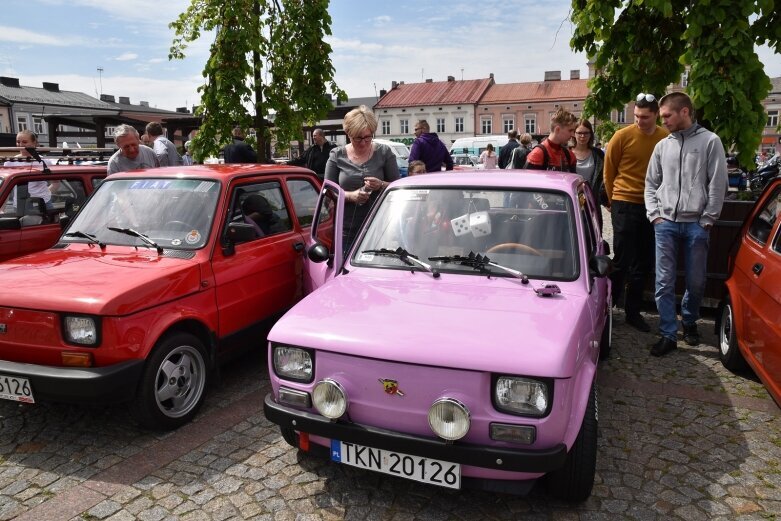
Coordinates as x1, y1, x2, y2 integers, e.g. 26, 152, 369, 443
654, 220, 710, 340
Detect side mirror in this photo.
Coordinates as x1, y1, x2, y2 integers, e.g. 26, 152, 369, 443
307, 242, 330, 263
589, 255, 613, 278
222, 222, 257, 256
0, 217, 21, 230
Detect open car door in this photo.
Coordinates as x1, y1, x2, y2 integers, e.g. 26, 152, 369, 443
304, 180, 344, 293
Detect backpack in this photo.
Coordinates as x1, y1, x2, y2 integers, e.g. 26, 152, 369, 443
524, 142, 576, 172
506, 146, 530, 169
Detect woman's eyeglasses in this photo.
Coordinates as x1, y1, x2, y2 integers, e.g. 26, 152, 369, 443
636, 93, 656, 103
352, 134, 373, 143
575, 131, 591, 136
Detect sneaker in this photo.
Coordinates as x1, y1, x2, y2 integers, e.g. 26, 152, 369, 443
650, 337, 677, 357
682, 322, 700, 346
626, 313, 650, 332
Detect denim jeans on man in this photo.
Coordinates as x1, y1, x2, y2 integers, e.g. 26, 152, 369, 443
654, 220, 710, 340
610, 200, 655, 317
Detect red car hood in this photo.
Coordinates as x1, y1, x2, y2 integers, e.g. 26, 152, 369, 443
269, 271, 591, 378
0, 247, 202, 315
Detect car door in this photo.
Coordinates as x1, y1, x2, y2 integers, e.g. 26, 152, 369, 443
304, 180, 344, 292
735, 184, 781, 368
211, 176, 307, 337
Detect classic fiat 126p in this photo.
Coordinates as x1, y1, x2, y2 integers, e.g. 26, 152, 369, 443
264, 171, 612, 500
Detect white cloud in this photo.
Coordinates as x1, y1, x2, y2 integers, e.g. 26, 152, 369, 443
115, 52, 139, 61
371, 16, 391, 26
0, 25, 84, 46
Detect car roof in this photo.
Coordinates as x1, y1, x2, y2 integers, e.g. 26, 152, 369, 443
0, 164, 107, 180
390, 170, 583, 193
104, 163, 318, 182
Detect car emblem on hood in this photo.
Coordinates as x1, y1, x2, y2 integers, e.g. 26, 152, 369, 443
378, 379, 404, 397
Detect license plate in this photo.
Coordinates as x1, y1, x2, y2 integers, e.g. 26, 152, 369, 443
331, 440, 460, 489
0, 374, 35, 403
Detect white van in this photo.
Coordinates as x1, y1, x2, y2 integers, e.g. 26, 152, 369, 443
449, 135, 510, 157
374, 139, 410, 177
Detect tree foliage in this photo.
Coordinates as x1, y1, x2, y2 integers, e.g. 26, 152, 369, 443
170, 0, 346, 162
571, 0, 779, 166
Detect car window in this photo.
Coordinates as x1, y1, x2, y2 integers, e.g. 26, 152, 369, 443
0, 180, 79, 228
354, 188, 577, 280
228, 181, 293, 245
748, 186, 781, 246
286, 179, 319, 227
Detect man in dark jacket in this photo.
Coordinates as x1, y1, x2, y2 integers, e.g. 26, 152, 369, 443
498, 129, 520, 169
289, 128, 334, 179
223, 127, 258, 163
409, 120, 453, 172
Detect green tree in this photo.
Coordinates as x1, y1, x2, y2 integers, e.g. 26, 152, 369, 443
571, 0, 779, 165
169, 0, 346, 162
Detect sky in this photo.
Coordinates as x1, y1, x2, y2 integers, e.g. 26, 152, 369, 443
1, 0, 780, 112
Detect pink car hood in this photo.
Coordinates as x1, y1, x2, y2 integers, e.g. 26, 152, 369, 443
0, 247, 202, 316
270, 271, 590, 378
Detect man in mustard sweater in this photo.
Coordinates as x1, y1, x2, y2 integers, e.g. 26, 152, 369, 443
604, 94, 668, 332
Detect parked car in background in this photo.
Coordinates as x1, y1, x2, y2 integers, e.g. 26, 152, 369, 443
264, 171, 612, 500
449, 135, 509, 157
375, 139, 410, 177
718, 176, 781, 407
451, 153, 481, 170
0, 164, 322, 430
0, 164, 106, 262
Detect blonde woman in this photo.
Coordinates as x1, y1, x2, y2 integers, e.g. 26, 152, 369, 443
324, 105, 400, 250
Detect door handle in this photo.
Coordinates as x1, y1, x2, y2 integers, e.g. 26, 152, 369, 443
293, 242, 305, 252
752, 263, 764, 275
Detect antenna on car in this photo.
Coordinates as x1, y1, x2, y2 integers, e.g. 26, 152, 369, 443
25, 147, 52, 175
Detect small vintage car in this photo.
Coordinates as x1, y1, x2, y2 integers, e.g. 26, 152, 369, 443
264, 171, 612, 500
0, 164, 322, 430
718, 176, 781, 406
0, 163, 106, 261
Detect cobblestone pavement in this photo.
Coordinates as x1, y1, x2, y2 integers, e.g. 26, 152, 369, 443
2, 210, 780, 520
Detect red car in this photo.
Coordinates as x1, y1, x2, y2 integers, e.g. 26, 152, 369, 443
0, 164, 106, 261
0, 164, 322, 429
719, 176, 781, 406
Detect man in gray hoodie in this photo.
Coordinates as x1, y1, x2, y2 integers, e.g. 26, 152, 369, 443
644, 92, 727, 357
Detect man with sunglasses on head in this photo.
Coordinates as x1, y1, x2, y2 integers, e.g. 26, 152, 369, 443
644, 92, 726, 356
409, 120, 453, 173
604, 93, 668, 333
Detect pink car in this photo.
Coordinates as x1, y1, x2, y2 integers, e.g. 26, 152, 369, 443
264, 171, 612, 500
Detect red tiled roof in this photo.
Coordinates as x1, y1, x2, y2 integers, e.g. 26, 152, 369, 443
481, 79, 590, 104
374, 78, 494, 108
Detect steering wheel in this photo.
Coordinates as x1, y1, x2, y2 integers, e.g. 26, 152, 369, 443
486, 242, 543, 256
164, 220, 194, 232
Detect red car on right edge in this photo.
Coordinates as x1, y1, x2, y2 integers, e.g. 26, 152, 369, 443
719, 177, 781, 406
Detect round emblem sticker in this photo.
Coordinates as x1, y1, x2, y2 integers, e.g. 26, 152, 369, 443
171, 239, 182, 246
185, 230, 201, 245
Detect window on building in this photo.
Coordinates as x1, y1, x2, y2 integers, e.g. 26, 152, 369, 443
0, 114, 5, 133
16, 116, 28, 132
105, 126, 116, 136
616, 107, 626, 124
436, 118, 445, 133
480, 116, 492, 134
768, 110, 779, 128
503, 117, 514, 134
381, 120, 391, 135
455, 117, 464, 133
33, 117, 44, 135
400, 119, 409, 134
524, 115, 536, 134
681, 70, 689, 87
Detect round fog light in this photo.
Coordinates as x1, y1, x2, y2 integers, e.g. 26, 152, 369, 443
313, 379, 348, 419
428, 398, 470, 440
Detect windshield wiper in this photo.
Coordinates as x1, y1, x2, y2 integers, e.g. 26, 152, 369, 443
107, 226, 163, 254
63, 230, 106, 249
429, 252, 529, 283
361, 247, 440, 278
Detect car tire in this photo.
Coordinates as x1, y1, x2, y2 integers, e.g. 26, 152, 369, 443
719, 297, 748, 372
599, 308, 612, 361
131, 332, 209, 430
280, 426, 298, 448
545, 382, 597, 502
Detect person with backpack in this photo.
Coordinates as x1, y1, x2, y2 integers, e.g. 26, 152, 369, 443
498, 129, 519, 169
523, 108, 578, 172
506, 133, 533, 169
